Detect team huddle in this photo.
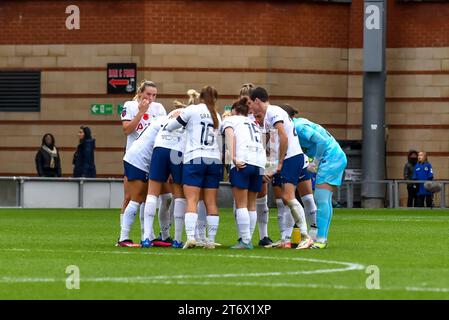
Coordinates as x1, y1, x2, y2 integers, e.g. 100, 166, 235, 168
117, 80, 347, 250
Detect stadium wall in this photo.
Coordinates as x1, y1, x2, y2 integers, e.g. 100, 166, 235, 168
0, 0, 448, 205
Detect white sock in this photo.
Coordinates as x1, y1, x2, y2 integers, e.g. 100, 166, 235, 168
275, 198, 286, 240
287, 199, 308, 236
284, 207, 295, 241
139, 203, 145, 241
185, 212, 198, 241
301, 194, 318, 229
119, 201, 140, 242
144, 195, 158, 241
119, 214, 123, 228
233, 201, 239, 238
158, 193, 172, 240
169, 197, 175, 226
256, 196, 269, 240
174, 198, 186, 242
235, 208, 251, 244
206, 215, 219, 243
195, 200, 207, 241
248, 210, 257, 239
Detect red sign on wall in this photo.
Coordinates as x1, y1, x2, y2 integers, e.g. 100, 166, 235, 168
107, 63, 136, 94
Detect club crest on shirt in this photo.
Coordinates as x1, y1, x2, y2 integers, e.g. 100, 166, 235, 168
143, 113, 149, 121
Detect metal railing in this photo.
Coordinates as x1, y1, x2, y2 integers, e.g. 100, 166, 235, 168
0, 176, 124, 208
0, 176, 234, 208
339, 179, 449, 209
1, 176, 448, 209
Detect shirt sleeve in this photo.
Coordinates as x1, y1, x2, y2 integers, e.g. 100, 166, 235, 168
121, 101, 135, 121
427, 164, 434, 180
298, 124, 314, 142
35, 150, 44, 176
81, 142, 94, 176
308, 130, 328, 161
179, 105, 193, 125
269, 111, 283, 127
165, 117, 184, 131
221, 118, 233, 134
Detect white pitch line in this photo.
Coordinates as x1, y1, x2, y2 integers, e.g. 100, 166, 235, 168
0, 247, 364, 284
125, 280, 449, 293
1, 276, 449, 294
269, 216, 449, 223
2, 247, 448, 294
336, 217, 449, 223
0, 247, 364, 270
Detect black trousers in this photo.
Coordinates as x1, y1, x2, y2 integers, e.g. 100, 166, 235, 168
415, 195, 433, 208
407, 184, 418, 207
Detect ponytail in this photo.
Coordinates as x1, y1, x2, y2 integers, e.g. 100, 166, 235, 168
187, 89, 200, 105
200, 85, 219, 129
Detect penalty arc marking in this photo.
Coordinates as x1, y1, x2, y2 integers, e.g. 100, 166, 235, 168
0, 247, 364, 282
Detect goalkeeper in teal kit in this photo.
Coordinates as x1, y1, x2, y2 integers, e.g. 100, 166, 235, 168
293, 117, 347, 249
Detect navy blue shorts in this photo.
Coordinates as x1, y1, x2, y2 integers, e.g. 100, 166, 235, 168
124, 161, 148, 182
230, 164, 264, 193
272, 173, 282, 188
271, 154, 305, 187
183, 157, 223, 189
149, 147, 183, 184
299, 166, 311, 182
280, 153, 304, 186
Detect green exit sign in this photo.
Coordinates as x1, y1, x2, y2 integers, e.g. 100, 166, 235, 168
117, 103, 124, 115
91, 104, 113, 115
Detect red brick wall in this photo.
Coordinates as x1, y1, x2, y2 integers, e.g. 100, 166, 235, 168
387, 1, 449, 48
0, 0, 350, 47
349, 0, 449, 48
0, 0, 448, 47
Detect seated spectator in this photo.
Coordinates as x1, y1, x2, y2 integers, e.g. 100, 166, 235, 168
35, 133, 62, 177
413, 151, 433, 208
73, 125, 96, 178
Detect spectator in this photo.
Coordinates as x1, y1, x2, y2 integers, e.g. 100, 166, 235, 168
413, 151, 433, 208
35, 133, 62, 177
73, 125, 96, 178
404, 150, 418, 207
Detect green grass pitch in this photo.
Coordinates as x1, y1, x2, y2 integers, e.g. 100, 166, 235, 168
0, 208, 448, 300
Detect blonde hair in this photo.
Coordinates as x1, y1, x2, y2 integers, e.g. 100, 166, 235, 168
172, 100, 187, 109
239, 83, 254, 98
200, 85, 219, 129
133, 80, 157, 101
187, 89, 200, 105
222, 110, 232, 120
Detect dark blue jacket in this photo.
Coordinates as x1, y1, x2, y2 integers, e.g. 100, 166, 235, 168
413, 162, 433, 195
73, 139, 96, 178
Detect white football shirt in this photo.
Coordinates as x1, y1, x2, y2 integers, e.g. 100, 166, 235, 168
263, 105, 303, 160
178, 103, 222, 163
121, 100, 166, 151
154, 110, 186, 153
222, 115, 266, 170
123, 117, 164, 173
